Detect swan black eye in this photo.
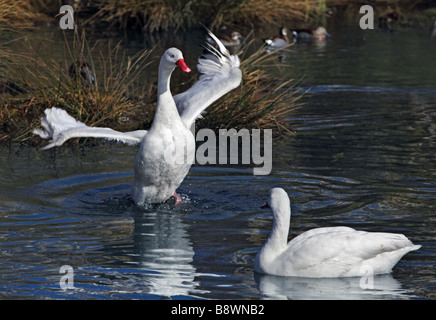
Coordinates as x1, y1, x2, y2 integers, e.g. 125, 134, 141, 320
170, 54, 175, 58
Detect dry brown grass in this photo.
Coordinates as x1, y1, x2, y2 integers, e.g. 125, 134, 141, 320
88, 0, 196, 33
87, 0, 332, 33
0, 30, 157, 143
0, 0, 36, 30
210, 0, 325, 29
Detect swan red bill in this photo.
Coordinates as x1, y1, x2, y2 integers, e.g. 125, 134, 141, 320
176, 59, 191, 72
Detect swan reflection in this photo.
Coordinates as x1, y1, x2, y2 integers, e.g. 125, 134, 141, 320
130, 208, 206, 297
255, 272, 413, 300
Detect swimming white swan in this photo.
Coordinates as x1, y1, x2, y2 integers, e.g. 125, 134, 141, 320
33, 30, 242, 205
255, 188, 421, 278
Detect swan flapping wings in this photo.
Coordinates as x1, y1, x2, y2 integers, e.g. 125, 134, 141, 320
33, 108, 147, 150
33, 29, 242, 149
175, 30, 242, 128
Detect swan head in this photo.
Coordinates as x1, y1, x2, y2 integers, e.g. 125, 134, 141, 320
261, 188, 290, 216
163, 48, 191, 73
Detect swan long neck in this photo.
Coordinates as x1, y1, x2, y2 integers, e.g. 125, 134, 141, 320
157, 58, 174, 95
152, 58, 181, 128
266, 202, 291, 251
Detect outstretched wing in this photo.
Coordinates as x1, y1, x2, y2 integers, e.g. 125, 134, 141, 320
174, 29, 242, 128
33, 108, 147, 150
34, 30, 241, 149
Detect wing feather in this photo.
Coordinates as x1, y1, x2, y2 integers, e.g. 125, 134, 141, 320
286, 228, 418, 273
174, 28, 242, 128
33, 108, 146, 149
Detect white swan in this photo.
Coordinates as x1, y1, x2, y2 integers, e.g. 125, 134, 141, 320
255, 188, 421, 278
33, 30, 242, 205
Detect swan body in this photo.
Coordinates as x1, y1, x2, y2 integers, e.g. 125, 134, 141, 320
131, 48, 195, 204
255, 188, 421, 278
33, 30, 242, 205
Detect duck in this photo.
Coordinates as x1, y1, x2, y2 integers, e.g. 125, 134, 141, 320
264, 27, 289, 51
207, 31, 243, 47
255, 188, 421, 278
33, 29, 242, 205
291, 26, 330, 42
68, 59, 96, 86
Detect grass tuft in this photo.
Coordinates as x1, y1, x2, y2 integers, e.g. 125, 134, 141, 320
0, 0, 36, 31
1, 30, 157, 143
87, 0, 328, 33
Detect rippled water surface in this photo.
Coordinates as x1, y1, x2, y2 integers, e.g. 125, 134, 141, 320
1, 22, 436, 299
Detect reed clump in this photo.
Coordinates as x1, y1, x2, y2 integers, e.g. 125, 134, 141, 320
89, 0, 196, 33
0, 0, 36, 31
0, 31, 157, 143
88, 0, 327, 33
209, 0, 325, 30
1, 0, 436, 34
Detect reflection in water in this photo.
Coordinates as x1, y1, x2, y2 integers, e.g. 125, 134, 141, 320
1, 21, 436, 299
0, 146, 206, 298
77, 190, 207, 298
130, 209, 205, 297
255, 272, 412, 300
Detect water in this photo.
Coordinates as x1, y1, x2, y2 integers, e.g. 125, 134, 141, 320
1, 22, 436, 300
